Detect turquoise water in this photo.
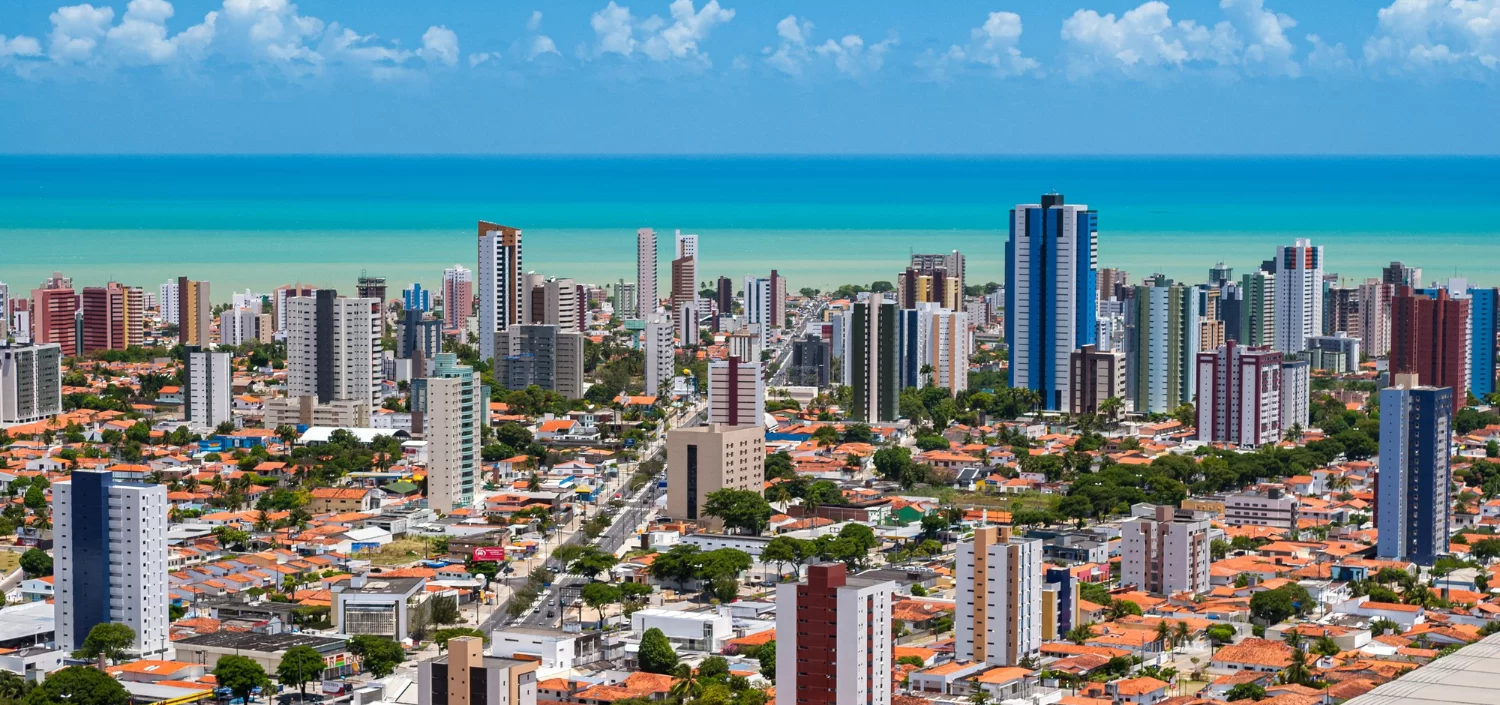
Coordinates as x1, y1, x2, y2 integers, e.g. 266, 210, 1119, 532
1, 156, 1497, 294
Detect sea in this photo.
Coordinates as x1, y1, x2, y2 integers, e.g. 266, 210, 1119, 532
1, 155, 1498, 294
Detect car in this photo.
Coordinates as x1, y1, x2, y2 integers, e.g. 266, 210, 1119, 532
547, 609, 555, 618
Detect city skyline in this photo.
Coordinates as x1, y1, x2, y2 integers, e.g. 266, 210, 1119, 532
0, 1, 1496, 154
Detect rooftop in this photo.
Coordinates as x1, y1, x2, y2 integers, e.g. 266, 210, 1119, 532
174, 631, 347, 653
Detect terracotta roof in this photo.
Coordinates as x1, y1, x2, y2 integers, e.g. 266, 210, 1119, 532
1212, 638, 1294, 668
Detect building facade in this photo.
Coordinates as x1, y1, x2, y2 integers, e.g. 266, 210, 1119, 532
1068, 344, 1125, 416
286, 290, 382, 408
55, 470, 169, 657
956, 526, 1042, 667
1272, 239, 1323, 354
1376, 378, 1453, 566
0, 342, 61, 426
183, 346, 233, 428
442, 265, 474, 333
644, 310, 674, 397
788, 333, 831, 388
1195, 341, 1283, 448
493, 324, 585, 399
1126, 277, 1199, 415
1391, 286, 1469, 413
666, 423, 766, 530
478, 221, 524, 364
849, 294, 898, 423
30, 278, 79, 357
1121, 505, 1211, 596
637, 227, 657, 316
775, 564, 895, 705
177, 277, 212, 347
707, 356, 763, 427
1006, 193, 1098, 411
418, 637, 538, 705
413, 353, 483, 513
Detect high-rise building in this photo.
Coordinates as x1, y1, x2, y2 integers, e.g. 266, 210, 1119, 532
1235, 271, 1276, 348
183, 346, 232, 428
0, 342, 62, 426
478, 221, 524, 364
637, 227, 658, 315
1359, 279, 1394, 358
397, 309, 443, 363
1121, 505, 1211, 596
417, 636, 538, 705
911, 251, 966, 304
1272, 239, 1324, 354
743, 276, 771, 349
80, 284, 126, 354
613, 280, 638, 320
219, 306, 266, 347
956, 526, 1042, 667
666, 423, 765, 529
158, 279, 179, 325
1305, 333, 1361, 374
1195, 341, 1283, 448
789, 333, 831, 388
1042, 567, 1081, 643
769, 269, 787, 329
671, 231, 698, 312
775, 564, 895, 705
715, 276, 733, 327
1098, 268, 1130, 303
1126, 277, 1200, 415
644, 310, 674, 397
120, 284, 144, 348
849, 294, 898, 423
413, 353, 484, 513
177, 277, 211, 346
356, 272, 388, 309
708, 356, 763, 427
442, 265, 474, 333
920, 306, 969, 393
1208, 262, 1234, 287
493, 325, 585, 399
1069, 344, 1125, 416
1392, 286, 1469, 413
1006, 193, 1098, 411
1383, 261, 1423, 289
1469, 287, 1499, 399
1198, 286, 1225, 352
0, 281, 9, 338
272, 284, 317, 336
526, 277, 581, 332
30, 274, 79, 357
896, 267, 960, 311
286, 290, 381, 408
55, 470, 169, 657
1376, 377, 1452, 566
1281, 358, 1310, 430
402, 283, 432, 312
1325, 285, 1361, 336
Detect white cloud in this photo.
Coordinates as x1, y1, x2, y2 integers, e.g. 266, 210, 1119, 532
1305, 33, 1354, 74
1060, 0, 1304, 80
763, 14, 895, 78
919, 11, 1040, 80
7, 0, 457, 79
420, 25, 459, 67
528, 35, 559, 61
587, 0, 734, 65
1, 35, 44, 58
1363, 0, 1500, 75
527, 10, 544, 33
469, 51, 494, 67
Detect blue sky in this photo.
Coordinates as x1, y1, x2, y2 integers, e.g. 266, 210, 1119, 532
0, 0, 1497, 154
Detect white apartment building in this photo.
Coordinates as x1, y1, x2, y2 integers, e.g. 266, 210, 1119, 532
286, 291, 381, 408
184, 347, 232, 428
956, 526, 1042, 667
1224, 489, 1300, 530
218, 306, 263, 347
775, 564, 895, 705
743, 276, 772, 348
920, 305, 969, 393
478, 221, 524, 363
1282, 359, 1311, 431
55, 470, 169, 657
637, 227, 657, 317
1122, 505, 1212, 596
158, 279, 179, 325
707, 356, 763, 427
0, 342, 62, 426
442, 264, 473, 332
644, 309, 674, 396
1273, 238, 1324, 354
414, 375, 467, 512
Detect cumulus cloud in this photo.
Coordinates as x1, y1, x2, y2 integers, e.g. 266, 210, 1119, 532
1363, 0, 1500, 75
587, 0, 735, 65
527, 10, 544, 33
1060, 0, 1302, 80
918, 11, 1040, 81
1305, 33, 1354, 74
763, 14, 896, 78
3, 0, 457, 79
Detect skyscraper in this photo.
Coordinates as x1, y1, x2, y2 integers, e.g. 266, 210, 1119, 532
356, 272, 388, 310
1392, 286, 1469, 413
183, 346, 233, 428
1376, 377, 1452, 566
219, 306, 264, 347
1359, 279, 1394, 358
1324, 285, 1361, 336
1195, 341, 1283, 448
1098, 267, 1130, 302
30, 274, 79, 357
775, 564, 895, 705
1208, 262, 1234, 287
919, 305, 968, 393
478, 221, 524, 364
1126, 277, 1200, 415
272, 283, 317, 336
1236, 271, 1276, 348
708, 356, 763, 426
849, 294, 898, 423
494, 324, 585, 399
1469, 287, 1498, 399
177, 277, 211, 347
286, 290, 381, 408
637, 227, 658, 315
413, 353, 483, 513
1383, 261, 1423, 288
80, 283, 126, 354
441, 265, 474, 332
1272, 239, 1323, 354
644, 310, 674, 396
715, 276, 733, 326
402, 283, 432, 312
0, 342, 61, 426
743, 276, 771, 349
769, 269, 787, 329
397, 309, 443, 363
789, 333, 831, 388
956, 526, 1042, 667
671, 230, 698, 312
1069, 344, 1125, 416
911, 251, 966, 304
1006, 193, 1098, 411
158, 278, 180, 326
55, 470, 169, 657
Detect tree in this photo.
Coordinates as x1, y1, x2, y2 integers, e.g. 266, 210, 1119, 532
582, 582, 621, 625
709, 577, 739, 602
1207, 624, 1237, 650
638, 627, 679, 674
1471, 538, 1500, 562
349, 635, 405, 678
702, 489, 774, 536
214, 655, 269, 704
1065, 622, 1096, 645
73, 623, 135, 662
669, 664, 703, 701
432, 628, 487, 651
430, 595, 462, 625
563, 546, 619, 581
810, 426, 840, 448
276, 646, 325, 696
1281, 646, 1317, 687
761, 537, 801, 579
19, 549, 52, 578
1311, 635, 1341, 658
22, 484, 44, 510
23, 666, 129, 705
1250, 583, 1311, 625
1224, 683, 1266, 702
757, 640, 776, 682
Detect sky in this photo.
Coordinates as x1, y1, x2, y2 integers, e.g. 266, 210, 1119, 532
0, 0, 1497, 154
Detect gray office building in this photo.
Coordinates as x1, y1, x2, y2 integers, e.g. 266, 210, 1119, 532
494, 324, 585, 399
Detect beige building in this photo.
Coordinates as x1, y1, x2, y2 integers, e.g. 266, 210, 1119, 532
264, 396, 371, 428
666, 423, 765, 530
419, 636, 538, 705
956, 526, 1042, 667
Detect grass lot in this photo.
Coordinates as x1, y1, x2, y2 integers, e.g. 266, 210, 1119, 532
357, 538, 439, 566
0, 551, 19, 574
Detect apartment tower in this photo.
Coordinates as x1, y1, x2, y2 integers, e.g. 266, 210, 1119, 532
956, 526, 1042, 667
478, 221, 524, 363
1006, 193, 1099, 411
775, 564, 895, 705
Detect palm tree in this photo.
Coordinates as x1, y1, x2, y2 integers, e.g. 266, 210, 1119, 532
668, 664, 702, 701
254, 511, 272, 532
1099, 396, 1124, 427
1155, 620, 1173, 652
1174, 621, 1192, 652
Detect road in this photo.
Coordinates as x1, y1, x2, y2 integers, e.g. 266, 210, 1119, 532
768, 298, 827, 387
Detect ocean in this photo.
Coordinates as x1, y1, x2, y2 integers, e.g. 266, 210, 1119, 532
1, 155, 1497, 295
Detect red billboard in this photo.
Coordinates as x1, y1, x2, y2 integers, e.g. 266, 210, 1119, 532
473, 546, 507, 562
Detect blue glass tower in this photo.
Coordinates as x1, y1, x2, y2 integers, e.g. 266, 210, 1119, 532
1006, 193, 1098, 411
1376, 383, 1453, 566
403, 282, 432, 312
1470, 287, 1498, 399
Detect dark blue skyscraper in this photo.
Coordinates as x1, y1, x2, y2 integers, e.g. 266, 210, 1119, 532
1376, 380, 1453, 566
1006, 193, 1098, 411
